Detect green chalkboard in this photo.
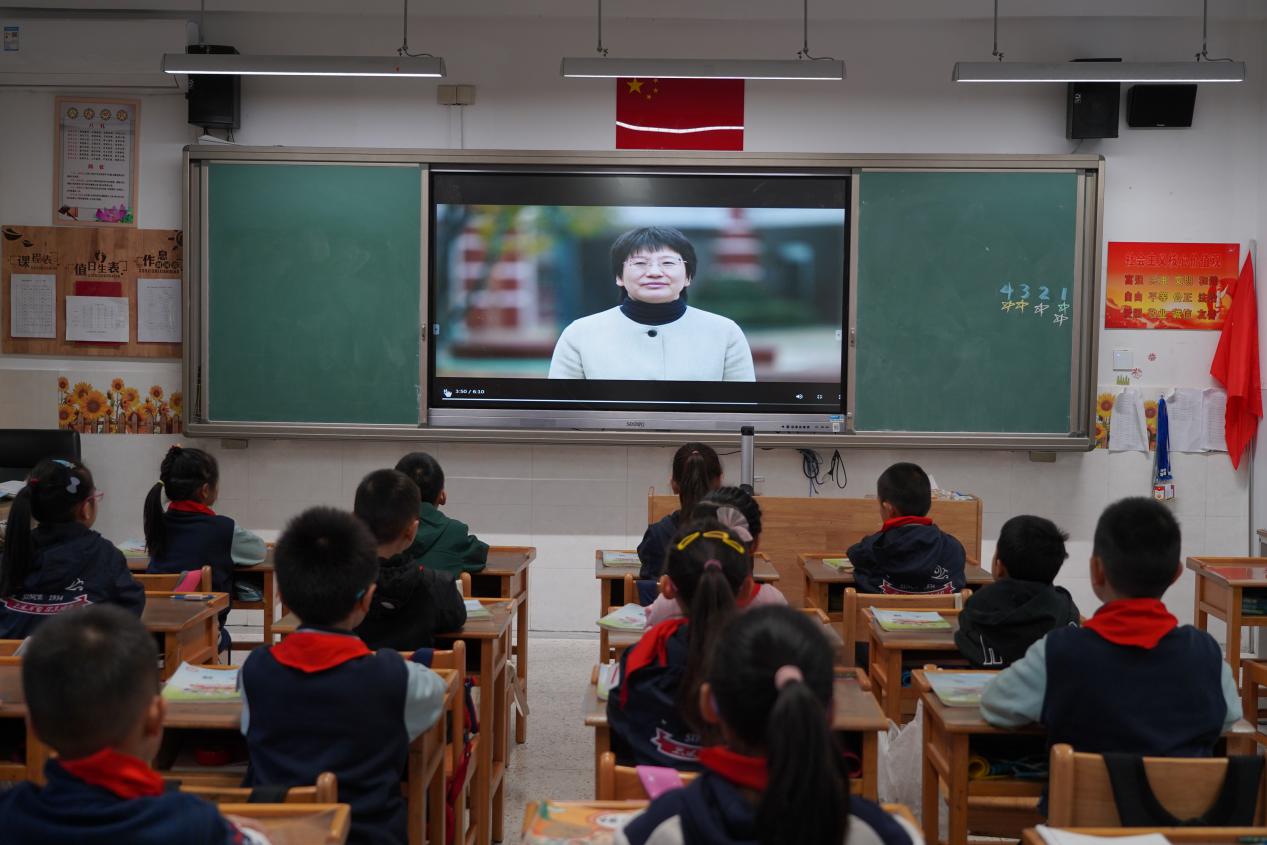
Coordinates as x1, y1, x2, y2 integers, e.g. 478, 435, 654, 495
207, 163, 422, 424
854, 171, 1080, 433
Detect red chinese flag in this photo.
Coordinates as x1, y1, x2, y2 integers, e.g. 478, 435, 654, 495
616, 78, 744, 151
1210, 253, 1261, 469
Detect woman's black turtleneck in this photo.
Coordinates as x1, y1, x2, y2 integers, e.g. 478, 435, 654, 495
619, 298, 687, 326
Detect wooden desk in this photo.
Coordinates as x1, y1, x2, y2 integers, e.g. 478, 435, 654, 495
433, 601, 514, 845
129, 551, 280, 651
599, 609, 845, 666
867, 612, 966, 723
0, 656, 44, 783
160, 666, 459, 845
800, 553, 992, 621
582, 667, 886, 800
1187, 556, 1267, 682
468, 546, 535, 745
595, 550, 779, 618
914, 669, 1045, 845
220, 804, 351, 845
143, 592, 231, 680
1022, 827, 1267, 845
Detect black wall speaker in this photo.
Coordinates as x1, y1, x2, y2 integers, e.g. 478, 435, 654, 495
186, 44, 240, 131
1127, 84, 1198, 128
1067, 82, 1120, 140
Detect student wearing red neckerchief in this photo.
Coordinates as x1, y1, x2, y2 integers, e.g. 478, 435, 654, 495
617, 606, 918, 845
0, 605, 264, 845
980, 497, 1241, 756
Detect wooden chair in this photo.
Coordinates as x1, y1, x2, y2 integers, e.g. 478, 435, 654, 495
180, 771, 337, 804
842, 587, 970, 666
597, 751, 699, 800
622, 573, 638, 605
133, 565, 213, 592
1241, 658, 1267, 749
460, 571, 472, 597
0, 640, 23, 657
420, 642, 474, 845
1047, 743, 1267, 827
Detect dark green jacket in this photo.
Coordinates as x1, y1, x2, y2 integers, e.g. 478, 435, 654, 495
403, 502, 489, 576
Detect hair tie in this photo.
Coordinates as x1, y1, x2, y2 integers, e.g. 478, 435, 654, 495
713, 506, 753, 543
774, 665, 803, 690
157, 480, 164, 488
66, 476, 80, 495
703, 559, 722, 571
27, 477, 37, 486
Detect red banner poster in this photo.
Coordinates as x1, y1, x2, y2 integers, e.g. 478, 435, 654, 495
616, 78, 744, 151
1104, 241, 1240, 330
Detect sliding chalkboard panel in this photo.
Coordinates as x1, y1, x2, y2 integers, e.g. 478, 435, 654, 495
206, 162, 422, 424
853, 170, 1080, 433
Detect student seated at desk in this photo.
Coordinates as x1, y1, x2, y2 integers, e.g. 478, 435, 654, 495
352, 469, 467, 650
618, 607, 917, 845
240, 506, 448, 845
645, 487, 788, 626
847, 462, 965, 595
636, 443, 723, 605
0, 458, 143, 639
954, 515, 1080, 668
609, 521, 747, 770
0, 605, 264, 845
143, 445, 265, 650
980, 497, 1241, 755
395, 451, 489, 576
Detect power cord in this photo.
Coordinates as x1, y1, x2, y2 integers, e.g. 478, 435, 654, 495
797, 448, 847, 495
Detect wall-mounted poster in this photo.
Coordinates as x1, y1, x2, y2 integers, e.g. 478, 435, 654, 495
1104, 241, 1239, 330
54, 96, 139, 227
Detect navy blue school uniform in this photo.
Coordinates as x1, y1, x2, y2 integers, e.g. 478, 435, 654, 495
848, 515, 966, 594
146, 501, 263, 594
981, 598, 1242, 755
638, 512, 680, 582
616, 748, 917, 845
0, 748, 247, 845
0, 522, 144, 639
240, 626, 447, 845
607, 618, 702, 770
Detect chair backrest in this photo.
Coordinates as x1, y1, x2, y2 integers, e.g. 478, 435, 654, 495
622, 573, 637, 606
180, 771, 338, 804
842, 587, 970, 665
1047, 743, 1267, 827
597, 751, 699, 800
133, 565, 212, 593
0, 429, 81, 484
459, 572, 472, 597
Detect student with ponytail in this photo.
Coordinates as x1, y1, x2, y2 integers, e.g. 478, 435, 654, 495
618, 606, 920, 845
0, 459, 144, 638
645, 487, 789, 626
608, 520, 746, 769
635, 443, 723, 604
143, 445, 264, 648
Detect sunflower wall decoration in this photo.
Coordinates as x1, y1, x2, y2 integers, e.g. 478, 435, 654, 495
1094, 388, 1159, 451
57, 375, 182, 434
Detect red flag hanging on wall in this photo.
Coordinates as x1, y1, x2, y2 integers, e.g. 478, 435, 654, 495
616, 78, 744, 151
1210, 253, 1261, 469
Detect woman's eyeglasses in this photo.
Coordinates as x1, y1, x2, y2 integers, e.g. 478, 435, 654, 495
87, 490, 105, 503
625, 257, 683, 273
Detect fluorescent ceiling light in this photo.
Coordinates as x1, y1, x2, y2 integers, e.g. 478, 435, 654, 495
561, 57, 843, 81
953, 60, 1245, 83
162, 52, 444, 77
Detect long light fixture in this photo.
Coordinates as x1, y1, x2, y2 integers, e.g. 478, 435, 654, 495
162, 0, 445, 78
561, 0, 843, 81
953, 0, 1245, 84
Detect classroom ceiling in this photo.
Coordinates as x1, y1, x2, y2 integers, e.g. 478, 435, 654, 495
1, 0, 1264, 21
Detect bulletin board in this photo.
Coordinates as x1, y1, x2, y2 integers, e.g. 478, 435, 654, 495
1, 224, 182, 358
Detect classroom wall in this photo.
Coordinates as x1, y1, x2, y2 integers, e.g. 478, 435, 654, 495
1, 7, 1265, 634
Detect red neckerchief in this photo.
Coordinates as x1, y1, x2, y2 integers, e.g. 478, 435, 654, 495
698, 747, 768, 792
619, 617, 689, 708
167, 500, 216, 516
271, 630, 372, 673
737, 583, 762, 609
58, 748, 165, 799
1083, 598, 1178, 649
881, 515, 933, 532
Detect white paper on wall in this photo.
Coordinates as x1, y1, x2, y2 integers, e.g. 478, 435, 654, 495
136, 277, 181, 343
10, 273, 56, 338
1108, 388, 1148, 452
65, 295, 128, 342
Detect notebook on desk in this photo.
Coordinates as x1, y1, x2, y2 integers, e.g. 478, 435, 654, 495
872, 609, 952, 632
